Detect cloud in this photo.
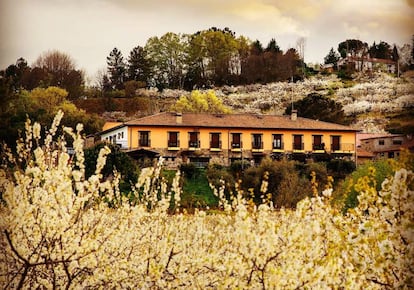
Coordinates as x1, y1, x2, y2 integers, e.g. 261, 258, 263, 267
1, 0, 413, 75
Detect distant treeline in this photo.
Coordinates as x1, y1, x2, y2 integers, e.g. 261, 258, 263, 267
1, 28, 412, 100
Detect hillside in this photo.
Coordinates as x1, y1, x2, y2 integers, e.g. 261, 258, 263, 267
89, 72, 414, 134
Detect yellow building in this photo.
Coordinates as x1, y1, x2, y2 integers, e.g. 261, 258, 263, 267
100, 111, 357, 167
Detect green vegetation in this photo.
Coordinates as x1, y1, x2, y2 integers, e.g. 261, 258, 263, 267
84, 142, 139, 194
285, 92, 352, 125
180, 166, 217, 211
335, 159, 394, 212
171, 90, 231, 114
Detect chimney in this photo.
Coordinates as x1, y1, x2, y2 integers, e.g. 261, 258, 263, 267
176, 112, 182, 124
291, 110, 297, 121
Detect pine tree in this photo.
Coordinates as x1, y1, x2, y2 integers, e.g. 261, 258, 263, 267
126, 46, 150, 84
106, 47, 126, 90
324, 48, 340, 67
265, 38, 281, 54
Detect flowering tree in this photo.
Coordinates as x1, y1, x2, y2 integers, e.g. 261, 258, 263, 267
1, 112, 413, 288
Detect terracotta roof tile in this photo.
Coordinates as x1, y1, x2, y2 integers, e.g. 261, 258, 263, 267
124, 112, 357, 132
357, 148, 375, 158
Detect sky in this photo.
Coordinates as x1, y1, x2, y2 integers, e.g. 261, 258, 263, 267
1, 0, 413, 82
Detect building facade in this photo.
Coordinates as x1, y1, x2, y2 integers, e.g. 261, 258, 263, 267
100, 112, 358, 167
358, 133, 414, 160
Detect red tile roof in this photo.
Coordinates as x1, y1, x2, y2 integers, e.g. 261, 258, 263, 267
124, 112, 357, 132
357, 148, 375, 158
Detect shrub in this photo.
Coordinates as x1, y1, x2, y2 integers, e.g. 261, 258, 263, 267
327, 159, 356, 180
241, 158, 312, 208
84, 142, 138, 194
229, 159, 251, 178
339, 159, 393, 212
206, 163, 235, 199
179, 162, 197, 179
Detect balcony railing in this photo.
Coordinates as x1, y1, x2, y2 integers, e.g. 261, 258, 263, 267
331, 143, 354, 152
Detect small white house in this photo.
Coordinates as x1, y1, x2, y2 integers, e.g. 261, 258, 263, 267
100, 125, 128, 149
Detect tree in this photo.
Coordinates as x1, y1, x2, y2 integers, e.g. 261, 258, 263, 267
281, 48, 302, 81
34, 50, 76, 75
106, 47, 126, 90
3, 58, 29, 92
126, 46, 150, 84
202, 28, 239, 85
33, 50, 84, 99
0, 85, 103, 148
84, 142, 138, 193
324, 47, 340, 68
338, 39, 368, 58
145, 32, 188, 90
265, 38, 281, 54
30, 86, 68, 115
369, 41, 392, 59
251, 40, 264, 55
285, 93, 349, 125
171, 90, 231, 113
242, 42, 266, 84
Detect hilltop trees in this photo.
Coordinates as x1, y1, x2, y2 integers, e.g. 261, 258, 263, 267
32, 50, 84, 99
99, 28, 303, 92
242, 39, 301, 84
0, 51, 84, 100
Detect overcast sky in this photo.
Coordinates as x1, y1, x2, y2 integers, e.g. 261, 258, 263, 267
1, 0, 413, 80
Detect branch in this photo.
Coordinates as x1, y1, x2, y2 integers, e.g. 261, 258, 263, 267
367, 278, 391, 287
4, 230, 29, 265
4, 230, 30, 289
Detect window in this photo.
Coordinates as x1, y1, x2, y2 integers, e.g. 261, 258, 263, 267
188, 132, 200, 148
272, 134, 283, 149
378, 139, 385, 146
392, 139, 403, 145
331, 135, 341, 151
293, 135, 303, 150
210, 133, 221, 149
139, 131, 150, 147
168, 131, 179, 147
312, 135, 325, 150
252, 134, 263, 149
231, 133, 242, 149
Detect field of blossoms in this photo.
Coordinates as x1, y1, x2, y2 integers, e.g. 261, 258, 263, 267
1, 111, 413, 288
